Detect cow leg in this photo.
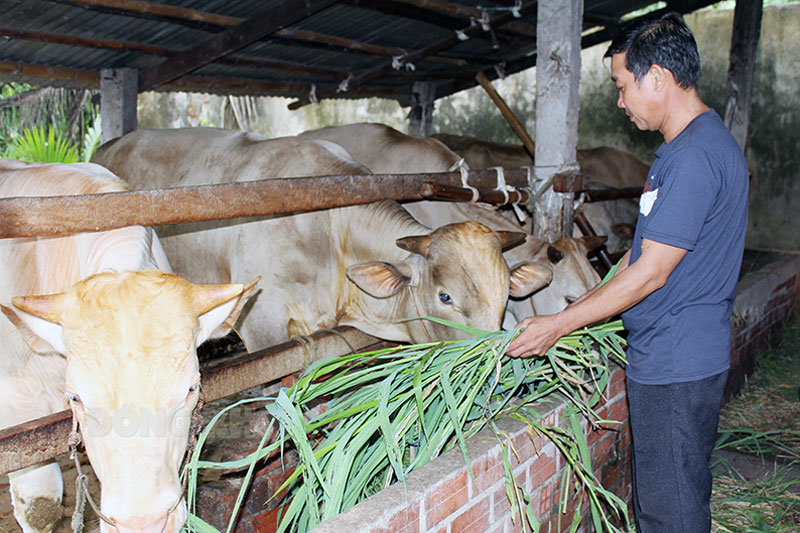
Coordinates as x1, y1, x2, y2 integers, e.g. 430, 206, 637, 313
8, 463, 64, 533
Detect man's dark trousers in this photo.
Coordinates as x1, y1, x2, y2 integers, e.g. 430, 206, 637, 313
626, 371, 728, 533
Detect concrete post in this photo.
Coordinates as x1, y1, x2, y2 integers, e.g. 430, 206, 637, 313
530, 0, 583, 241
100, 68, 138, 143
409, 81, 435, 137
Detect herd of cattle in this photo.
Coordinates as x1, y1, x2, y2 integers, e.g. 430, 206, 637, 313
0, 123, 649, 532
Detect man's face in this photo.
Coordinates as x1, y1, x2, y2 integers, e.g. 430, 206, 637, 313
610, 53, 661, 132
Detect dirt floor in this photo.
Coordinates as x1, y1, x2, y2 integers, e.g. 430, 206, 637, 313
710, 313, 800, 532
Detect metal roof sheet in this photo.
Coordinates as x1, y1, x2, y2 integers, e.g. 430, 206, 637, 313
0, 0, 718, 106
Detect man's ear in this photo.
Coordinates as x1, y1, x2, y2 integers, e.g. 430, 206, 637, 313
649, 64, 668, 91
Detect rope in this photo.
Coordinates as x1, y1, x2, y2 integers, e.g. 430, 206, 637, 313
308, 84, 318, 104
337, 74, 353, 93
68, 394, 206, 533
449, 158, 479, 203
490, 166, 528, 223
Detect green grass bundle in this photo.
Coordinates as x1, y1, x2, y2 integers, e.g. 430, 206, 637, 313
184, 318, 630, 533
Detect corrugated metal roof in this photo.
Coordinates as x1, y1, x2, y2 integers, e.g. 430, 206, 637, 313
0, 0, 718, 106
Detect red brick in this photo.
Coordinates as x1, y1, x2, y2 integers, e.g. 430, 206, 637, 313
451, 498, 491, 533
470, 451, 505, 493
425, 471, 470, 526
248, 506, 282, 533
529, 453, 557, 488
508, 432, 536, 468
537, 483, 554, 517
607, 367, 627, 400
492, 485, 512, 518
387, 503, 420, 533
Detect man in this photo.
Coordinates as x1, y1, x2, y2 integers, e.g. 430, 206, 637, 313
505, 12, 748, 533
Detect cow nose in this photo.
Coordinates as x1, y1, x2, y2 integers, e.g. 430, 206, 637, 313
101, 502, 185, 533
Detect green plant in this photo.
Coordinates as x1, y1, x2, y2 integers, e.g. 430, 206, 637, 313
5, 125, 79, 163
183, 318, 630, 533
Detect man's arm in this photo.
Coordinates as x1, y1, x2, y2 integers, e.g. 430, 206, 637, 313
505, 239, 687, 358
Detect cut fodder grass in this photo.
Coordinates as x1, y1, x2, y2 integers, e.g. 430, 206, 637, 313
183, 318, 630, 533
711, 469, 800, 532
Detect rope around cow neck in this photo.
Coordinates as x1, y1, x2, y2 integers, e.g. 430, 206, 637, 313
68, 394, 205, 533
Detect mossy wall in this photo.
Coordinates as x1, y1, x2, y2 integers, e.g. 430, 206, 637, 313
136, 5, 800, 250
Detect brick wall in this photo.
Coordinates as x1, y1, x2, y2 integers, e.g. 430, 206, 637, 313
196, 253, 800, 532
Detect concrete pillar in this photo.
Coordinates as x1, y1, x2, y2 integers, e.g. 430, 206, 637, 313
724, 0, 763, 153
100, 68, 138, 143
409, 81, 435, 137
530, 0, 583, 241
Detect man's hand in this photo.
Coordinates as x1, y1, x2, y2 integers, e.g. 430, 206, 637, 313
505, 314, 564, 358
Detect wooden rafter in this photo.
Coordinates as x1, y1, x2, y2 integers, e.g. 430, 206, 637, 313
138, 0, 340, 92
0, 27, 350, 78
288, 0, 539, 109
45, 0, 467, 68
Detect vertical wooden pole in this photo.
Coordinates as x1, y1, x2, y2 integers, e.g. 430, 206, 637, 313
532, 0, 583, 241
724, 0, 763, 153
100, 68, 138, 143
409, 81, 435, 137
475, 71, 536, 159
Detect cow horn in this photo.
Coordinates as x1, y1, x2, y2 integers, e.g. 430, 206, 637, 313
11, 293, 66, 324
191, 282, 247, 317
396, 235, 432, 257
497, 231, 526, 251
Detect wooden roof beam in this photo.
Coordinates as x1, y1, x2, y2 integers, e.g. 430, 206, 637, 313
288, 0, 539, 109
46, 0, 464, 68
137, 0, 340, 92
0, 26, 350, 78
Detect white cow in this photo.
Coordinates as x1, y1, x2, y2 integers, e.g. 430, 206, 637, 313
92, 128, 547, 350
0, 159, 254, 533
431, 132, 647, 255
298, 123, 604, 323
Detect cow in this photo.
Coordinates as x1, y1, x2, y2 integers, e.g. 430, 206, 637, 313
431, 132, 648, 254
92, 128, 547, 350
298, 123, 605, 322
0, 159, 254, 533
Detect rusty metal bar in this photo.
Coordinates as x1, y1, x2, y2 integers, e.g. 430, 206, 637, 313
574, 211, 614, 272
418, 181, 530, 205
0, 327, 382, 475
0, 169, 530, 239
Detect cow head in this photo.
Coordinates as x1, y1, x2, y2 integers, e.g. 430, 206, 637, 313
528, 236, 606, 315
346, 221, 551, 342
2, 270, 257, 533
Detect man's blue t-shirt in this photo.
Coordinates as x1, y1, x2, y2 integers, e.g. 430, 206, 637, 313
621, 110, 749, 385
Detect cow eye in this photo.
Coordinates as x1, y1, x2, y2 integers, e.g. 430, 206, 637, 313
439, 292, 453, 305
65, 392, 81, 404
188, 382, 200, 394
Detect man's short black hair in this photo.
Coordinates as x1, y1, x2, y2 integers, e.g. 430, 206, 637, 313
604, 12, 701, 89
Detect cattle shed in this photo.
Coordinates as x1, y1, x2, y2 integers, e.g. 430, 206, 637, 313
0, 0, 781, 532
0, 0, 764, 241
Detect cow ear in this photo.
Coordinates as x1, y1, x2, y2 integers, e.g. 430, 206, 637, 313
396, 235, 431, 257
347, 261, 412, 298
508, 261, 553, 298
193, 278, 260, 345
497, 231, 527, 252
2, 295, 68, 355
577, 235, 608, 253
